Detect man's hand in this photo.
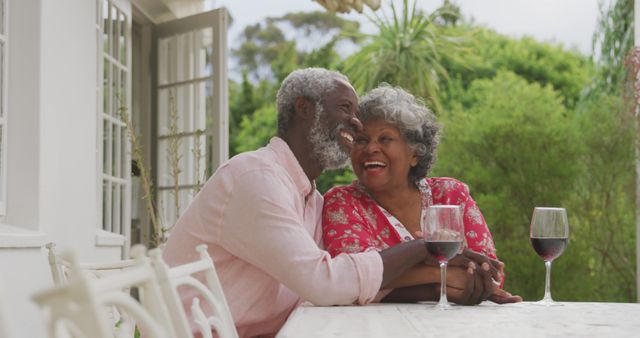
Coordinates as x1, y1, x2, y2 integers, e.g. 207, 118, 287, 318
441, 261, 494, 305
448, 248, 504, 284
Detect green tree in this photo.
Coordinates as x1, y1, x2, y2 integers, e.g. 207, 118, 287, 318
568, 92, 637, 301
439, 27, 593, 110
342, 0, 465, 113
433, 71, 582, 299
577, 0, 637, 301
591, 0, 634, 94
234, 103, 277, 154
233, 11, 361, 82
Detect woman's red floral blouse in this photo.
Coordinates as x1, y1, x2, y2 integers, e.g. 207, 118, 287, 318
322, 177, 497, 260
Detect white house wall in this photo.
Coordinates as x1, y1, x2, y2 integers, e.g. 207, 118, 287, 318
0, 0, 124, 337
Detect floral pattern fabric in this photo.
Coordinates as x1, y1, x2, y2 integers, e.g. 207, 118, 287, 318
322, 177, 497, 260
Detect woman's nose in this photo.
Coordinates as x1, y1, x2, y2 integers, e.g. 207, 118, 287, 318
364, 140, 381, 153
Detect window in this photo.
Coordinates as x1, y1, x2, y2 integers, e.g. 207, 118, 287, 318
0, 0, 8, 215
155, 9, 228, 229
98, 0, 130, 238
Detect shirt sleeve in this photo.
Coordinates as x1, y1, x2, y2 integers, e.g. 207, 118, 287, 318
322, 187, 380, 257
217, 169, 383, 306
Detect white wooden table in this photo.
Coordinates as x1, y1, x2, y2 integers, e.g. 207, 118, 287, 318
276, 301, 640, 337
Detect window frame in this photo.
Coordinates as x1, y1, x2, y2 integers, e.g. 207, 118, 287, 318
0, 0, 9, 216
96, 0, 132, 248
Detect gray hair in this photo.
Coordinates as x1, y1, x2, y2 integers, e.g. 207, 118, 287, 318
359, 84, 441, 185
276, 68, 351, 136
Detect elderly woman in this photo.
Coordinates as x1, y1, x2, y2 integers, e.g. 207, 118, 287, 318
322, 85, 521, 303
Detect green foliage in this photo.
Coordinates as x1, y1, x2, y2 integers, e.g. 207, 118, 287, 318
433, 71, 582, 299
565, 92, 637, 301
317, 168, 356, 194
234, 103, 277, 154
440, 27, 593, 109
233, 11, 361, 81
226, 2, 637, 303
591, 0, 634, 94
342, 0, 465, 113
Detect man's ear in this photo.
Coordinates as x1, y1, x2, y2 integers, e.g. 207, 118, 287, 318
294, 97, 315, 121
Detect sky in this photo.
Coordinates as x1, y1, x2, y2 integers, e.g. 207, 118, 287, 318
211, 0, 607, 58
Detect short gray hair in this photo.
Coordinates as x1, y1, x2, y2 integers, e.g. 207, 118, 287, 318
359, 84, 441, 185
276, 68, 350, 136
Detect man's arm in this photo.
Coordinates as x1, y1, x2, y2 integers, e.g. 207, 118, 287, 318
379, 239, 429, 287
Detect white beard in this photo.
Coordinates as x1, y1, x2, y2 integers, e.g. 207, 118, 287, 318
308, 105, 350, 171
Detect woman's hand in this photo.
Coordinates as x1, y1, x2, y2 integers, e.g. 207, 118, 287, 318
488, 288, 523, 304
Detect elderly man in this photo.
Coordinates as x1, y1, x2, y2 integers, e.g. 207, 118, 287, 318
163, 68, 497, 337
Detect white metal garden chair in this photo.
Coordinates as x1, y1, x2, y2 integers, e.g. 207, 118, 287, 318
33, 247, 178, 338
148, 244, 238, 338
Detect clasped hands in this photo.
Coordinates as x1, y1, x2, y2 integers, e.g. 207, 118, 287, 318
430, 248, 522, 305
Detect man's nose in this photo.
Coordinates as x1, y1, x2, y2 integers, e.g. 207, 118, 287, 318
349, 116, 363, 132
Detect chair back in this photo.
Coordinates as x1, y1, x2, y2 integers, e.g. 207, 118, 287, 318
33, 248, 179, 338
45, 242, 139, 338
46, 242, 136, 285
148, 244, 238, 338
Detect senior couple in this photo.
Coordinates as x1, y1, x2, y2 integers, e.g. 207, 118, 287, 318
163, 67, 522, 337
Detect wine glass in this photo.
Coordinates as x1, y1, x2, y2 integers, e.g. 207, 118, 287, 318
422, 205, 464, 310
529, 207, 569, 306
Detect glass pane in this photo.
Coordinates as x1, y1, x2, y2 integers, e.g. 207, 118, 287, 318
196, 81, 212, 130
121, 125, 128, 179
103, 120, 109, 174
0, 126, 3, 200
121, 184, 127, 234
0, 42, 4, 118
158, 83, 211, 136
103, 180, 111, 231
157, 88, 170, 135
195, 133, 206, 188
119, 11, 126, 65
157, 38, 167, 85
157, 28, 212, 86
112, 182, 120, 234
111, 5, 118, 57
111, 63, 118, 116
114, 124, 121, 177
120, 69, 127, 110
0, 0, 5, 35
103, 0, 110, 54
194, 28, 213, 79
111, 123, 118, 177
159, 190, 175, 230
103, 58, 109, 115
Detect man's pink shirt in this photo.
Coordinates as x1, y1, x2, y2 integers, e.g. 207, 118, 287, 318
163, 137, 383, 337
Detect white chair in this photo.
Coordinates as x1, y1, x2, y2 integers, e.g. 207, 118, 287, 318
33, 248, 179, 338
46, 242, 136, 285
45, 242, 138, 338
148, 244, 238, 338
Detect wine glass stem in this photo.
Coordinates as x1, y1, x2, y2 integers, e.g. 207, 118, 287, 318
543, 260, 553, 303
439, 262, 448, 305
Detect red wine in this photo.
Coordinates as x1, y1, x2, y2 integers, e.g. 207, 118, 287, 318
530, 237, 568, 261
425, 240, 462, 263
